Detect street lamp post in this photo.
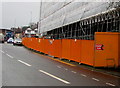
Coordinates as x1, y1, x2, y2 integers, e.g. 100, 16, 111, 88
38, 0, 42, 38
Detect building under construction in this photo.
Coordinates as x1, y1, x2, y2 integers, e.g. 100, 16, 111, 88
22, 1, 120, 68
38, 1, 120, 39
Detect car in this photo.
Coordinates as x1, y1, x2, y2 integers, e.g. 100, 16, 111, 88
13, 38, 22, 45
0, 33, 5, 43
7, 38, 14, 43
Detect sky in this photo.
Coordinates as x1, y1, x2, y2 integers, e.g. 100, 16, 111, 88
2, 2, 40, 29
1, 0, 119, 29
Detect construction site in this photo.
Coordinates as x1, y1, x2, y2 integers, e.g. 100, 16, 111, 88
1, 1, 120, 87
23, 2, 120, 68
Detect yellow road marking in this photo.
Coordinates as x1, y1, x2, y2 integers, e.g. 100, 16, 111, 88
51, 58, 76, 67
33, 52, 76, 67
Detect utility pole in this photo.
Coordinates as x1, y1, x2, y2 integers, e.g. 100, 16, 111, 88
38, 0, 42, 37
14, 19, 16, 27
14, 19, 16, 39
30, 11, 32, 23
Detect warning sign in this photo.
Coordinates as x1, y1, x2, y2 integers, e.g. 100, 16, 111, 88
96, 44, 104, 50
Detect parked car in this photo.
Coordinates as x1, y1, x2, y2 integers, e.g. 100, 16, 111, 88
13, 38, 22, 45
7, 38, 14, 43
0, 33, 5, 43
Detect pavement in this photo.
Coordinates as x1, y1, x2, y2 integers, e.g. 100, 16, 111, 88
1, 43, 120, 86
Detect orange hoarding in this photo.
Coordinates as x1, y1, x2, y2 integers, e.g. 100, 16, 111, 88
53, 39, 62, 58
22, 32, 120, 68
44, 39, 50, 54
70, 39, 81, 62
37, 38, 45, 53
81, 40, 94, 66
62, 39, 71, 59
94, 32, 120, 68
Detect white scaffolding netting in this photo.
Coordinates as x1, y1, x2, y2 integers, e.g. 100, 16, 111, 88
39, 1, 119, 33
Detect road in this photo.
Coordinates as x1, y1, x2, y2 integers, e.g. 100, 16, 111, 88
1, 43, 120, 86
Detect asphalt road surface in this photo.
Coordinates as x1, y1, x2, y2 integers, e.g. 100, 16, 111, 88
1, 43, 120, 86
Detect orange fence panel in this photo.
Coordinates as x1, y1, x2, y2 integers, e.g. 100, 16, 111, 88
30, 38, 34, 49
70, 39, 81, 63
24, 38, 27, 47
94, 32, 120, 68
37, 38, 41, 52
24, 38, 27, 46
28, 38, 30, 48
53, 39, 62, 58
24, 38, 26, 45
27, 38, 30, 48
22, 38, 94, 67
37, 38, 44, 53
22, 34, 120, 68
44, 39, 50, 54
62, 39, 71, 59
35, 38, 39, 51
81, 40, 94, 66
48, 39, 54, 56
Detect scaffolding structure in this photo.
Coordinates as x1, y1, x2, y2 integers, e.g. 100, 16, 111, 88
46, 7, 120, 40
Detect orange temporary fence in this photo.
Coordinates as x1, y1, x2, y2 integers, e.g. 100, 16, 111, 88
37, 38, 45, 53
62, 39, 71, 60
35, 38, 39, 51
26, 38, 29, 48
41, 39, 62, 58
81, 40, 94, 66
43, 39, 50, 55
28, 38, 31, 48
61, 39, 94, 65
48, 39, 54, 56
30, 38, 34, 49
70, 39, 81, 63
94, 32, 120, 68
22, 38, 94, 67
22, 32, 120, 68
53, 39, 62, 58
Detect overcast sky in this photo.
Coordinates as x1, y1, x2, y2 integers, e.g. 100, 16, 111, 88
2, 2, 40, 29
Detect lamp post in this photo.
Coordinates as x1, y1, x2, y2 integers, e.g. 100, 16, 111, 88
30, 11, 32, 23
38, 0, 42, 38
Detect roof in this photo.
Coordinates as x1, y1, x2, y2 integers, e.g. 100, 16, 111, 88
0, 28, 12, 31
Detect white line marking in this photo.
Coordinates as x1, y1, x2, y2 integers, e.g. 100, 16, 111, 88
0, 50, 5, 53
57, 66, 61, 68
64, 68, 68, 70
39, 70, 70, 84
71, 71, 76, 74
7, 44, 12, 46
106, 83, 115, 86
92, 78, 100, 81
6, 54, 14, 58
18, 60, 31, 66
81, 74, 87, 77
17, 47, 23, 48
